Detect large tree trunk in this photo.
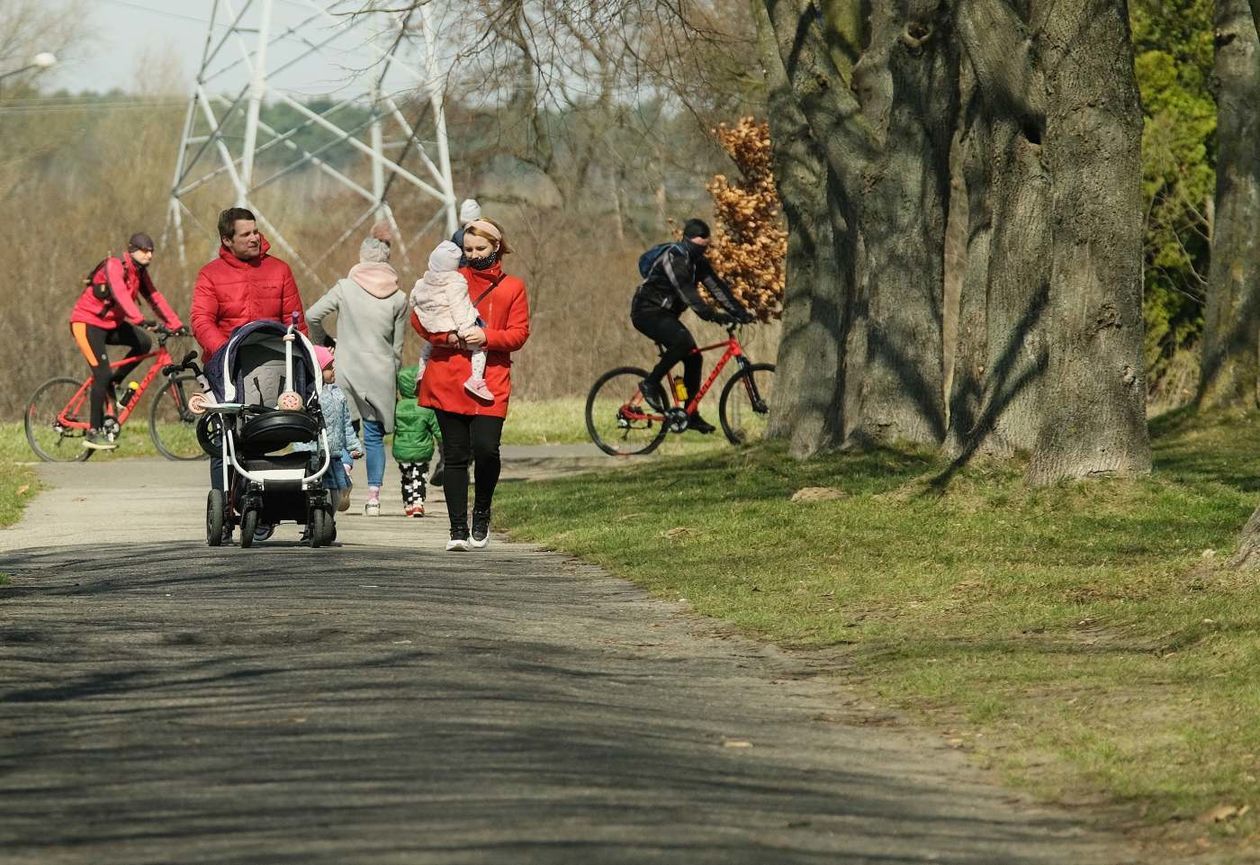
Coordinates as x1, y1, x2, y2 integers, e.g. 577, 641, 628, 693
973, 116, 1053, 456
844, 2, 957, 446
952, 0, 1149, 483
1198, 0, 1260, 409
756, 1, 854, 455
945, 71, 991, 455
1025, 0, 1149, 482
757, 0, 956, 452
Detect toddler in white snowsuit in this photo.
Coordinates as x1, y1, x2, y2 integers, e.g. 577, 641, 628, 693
410, 240, 493, 402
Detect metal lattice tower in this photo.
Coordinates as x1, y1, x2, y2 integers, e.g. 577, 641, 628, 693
166, 0, 457, 281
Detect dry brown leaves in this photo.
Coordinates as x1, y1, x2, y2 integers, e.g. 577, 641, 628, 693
703, 117, 786, 323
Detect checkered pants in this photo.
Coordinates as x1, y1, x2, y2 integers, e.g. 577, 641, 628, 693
399, 461, 429, 507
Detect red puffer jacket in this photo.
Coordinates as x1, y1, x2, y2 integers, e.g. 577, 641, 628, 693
69, 252, 183, 331
190, 237, 308, 359
410, 262, 530, 419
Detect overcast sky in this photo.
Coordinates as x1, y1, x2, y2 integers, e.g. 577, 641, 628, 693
46, 0, 444, 98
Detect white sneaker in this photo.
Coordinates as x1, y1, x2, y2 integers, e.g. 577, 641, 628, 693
445, 538, 471, 552
364, 500, 381, 517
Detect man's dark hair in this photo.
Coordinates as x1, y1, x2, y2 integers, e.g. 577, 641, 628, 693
217, 207, 256, 241
682, 218, 710, 240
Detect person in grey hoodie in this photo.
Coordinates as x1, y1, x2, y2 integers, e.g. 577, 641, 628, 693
305, 223, 409, 515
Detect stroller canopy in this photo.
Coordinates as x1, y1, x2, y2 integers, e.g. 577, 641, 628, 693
214, 320, 321, 406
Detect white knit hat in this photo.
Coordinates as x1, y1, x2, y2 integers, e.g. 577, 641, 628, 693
459, 198, 481, 226
360, 222, 393, 263
428, 240, 462, 273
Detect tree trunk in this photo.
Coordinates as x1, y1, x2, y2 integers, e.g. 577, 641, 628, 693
844, 1, 956, 446
945, 72, 992, 455
1025, 0, 1150, 483
756, 0, 854, 455
1198, 0, 1260, 409
952, 0, 1149, 483
757, 0, 956, 451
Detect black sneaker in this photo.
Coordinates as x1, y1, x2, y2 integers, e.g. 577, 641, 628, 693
639, 378, 667, 412
446, 520, 471, 552
83, 429, 118, 450
471, 508, 491, 549
688, 414, 716, 435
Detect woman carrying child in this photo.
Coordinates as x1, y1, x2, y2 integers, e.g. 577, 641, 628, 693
409, 218, 529, 551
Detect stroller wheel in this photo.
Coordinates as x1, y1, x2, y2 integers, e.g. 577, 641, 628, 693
207, 489, 225, 546
240, 509, 259, 548
309, 507, 335, 548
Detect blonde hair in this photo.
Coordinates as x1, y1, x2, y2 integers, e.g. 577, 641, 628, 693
465, 217, 511, 255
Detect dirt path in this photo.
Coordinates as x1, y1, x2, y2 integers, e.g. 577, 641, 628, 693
0, 456, 1137, 864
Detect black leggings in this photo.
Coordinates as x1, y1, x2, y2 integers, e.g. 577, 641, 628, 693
631, 307, 701, 401
75, 323, 151, 429
434, 410, 505, 528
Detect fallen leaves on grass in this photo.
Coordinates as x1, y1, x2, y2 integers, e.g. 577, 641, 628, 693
662, 526, 695, 539
1199, 803, 1249, 824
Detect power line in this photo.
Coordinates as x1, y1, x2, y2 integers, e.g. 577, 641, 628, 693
95, 0, 214, 25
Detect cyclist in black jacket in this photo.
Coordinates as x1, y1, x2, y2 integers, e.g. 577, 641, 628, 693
631, 218, 751, 433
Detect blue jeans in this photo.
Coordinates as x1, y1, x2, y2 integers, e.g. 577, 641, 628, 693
360, 419, 386, 488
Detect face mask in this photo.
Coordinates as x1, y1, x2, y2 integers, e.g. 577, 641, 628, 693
467, 251, 499, 271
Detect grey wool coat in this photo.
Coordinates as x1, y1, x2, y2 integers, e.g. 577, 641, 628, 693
306, 264, 409, 432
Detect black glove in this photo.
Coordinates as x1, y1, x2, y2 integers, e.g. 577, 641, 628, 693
175, 326, 191, 336
140, 318, 158, 330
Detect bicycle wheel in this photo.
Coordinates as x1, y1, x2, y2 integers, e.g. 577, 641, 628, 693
719, 363, 776, 445
24, 377, 93, 462
150, 374, 207, 461
586, 366, 669, 456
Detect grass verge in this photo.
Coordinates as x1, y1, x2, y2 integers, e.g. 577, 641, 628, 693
494, 408, 1260, 854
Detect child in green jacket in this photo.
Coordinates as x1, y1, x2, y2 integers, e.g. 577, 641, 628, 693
394, 364, 441, 517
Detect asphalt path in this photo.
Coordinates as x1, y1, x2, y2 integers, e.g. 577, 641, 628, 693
0, 453, 1136, 864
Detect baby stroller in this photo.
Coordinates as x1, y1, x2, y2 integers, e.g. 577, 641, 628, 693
194, 316, 336, 548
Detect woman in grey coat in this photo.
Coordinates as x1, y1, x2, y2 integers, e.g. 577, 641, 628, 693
306, 224, 409, 516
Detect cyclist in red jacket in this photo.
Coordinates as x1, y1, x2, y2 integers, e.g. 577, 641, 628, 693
69, 232, 184, 450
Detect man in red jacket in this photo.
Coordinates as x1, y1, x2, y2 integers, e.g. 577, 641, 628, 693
69, 232, 185, 450
192, 207, 308, 524
191, 207, 307, 362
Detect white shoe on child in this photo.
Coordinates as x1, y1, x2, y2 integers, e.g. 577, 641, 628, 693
464, 377, 494, 401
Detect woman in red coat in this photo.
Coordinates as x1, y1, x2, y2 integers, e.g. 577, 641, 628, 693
410, 217, 530, 551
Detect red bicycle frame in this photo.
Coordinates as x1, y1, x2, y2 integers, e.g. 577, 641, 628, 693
628, 333, 748, 421
57, 346, 175, 431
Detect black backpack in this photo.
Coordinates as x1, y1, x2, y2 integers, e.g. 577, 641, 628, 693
637, 242, 681, 280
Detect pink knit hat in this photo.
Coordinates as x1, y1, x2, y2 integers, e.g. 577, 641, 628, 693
314, 346, 334, 371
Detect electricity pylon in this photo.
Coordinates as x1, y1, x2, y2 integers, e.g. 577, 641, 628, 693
166, 0, 457, 281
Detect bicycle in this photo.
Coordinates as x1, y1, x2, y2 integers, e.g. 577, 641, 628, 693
24, 325, 206, 462
585, 323, 775, 456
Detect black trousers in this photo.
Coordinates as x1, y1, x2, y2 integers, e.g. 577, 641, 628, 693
434, 410, 505, 528
78, 323, 151, 429
631, 306, 701, 402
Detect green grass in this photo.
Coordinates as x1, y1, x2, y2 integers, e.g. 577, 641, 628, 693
494, 409, 1260, 848
0, 464, 37, 528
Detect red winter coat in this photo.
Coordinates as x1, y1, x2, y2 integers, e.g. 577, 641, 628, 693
70, 252, 183, 331
410, 262, 530, 419
191, 237, 307, 359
